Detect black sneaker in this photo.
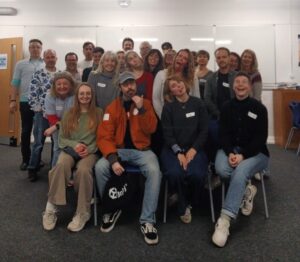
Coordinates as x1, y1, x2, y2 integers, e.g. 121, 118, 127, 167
100, 210, 122, 233
141, 223, 159, 245
28, 169, 38, 182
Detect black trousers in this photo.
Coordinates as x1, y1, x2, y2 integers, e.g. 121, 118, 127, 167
19, 102, 34, 164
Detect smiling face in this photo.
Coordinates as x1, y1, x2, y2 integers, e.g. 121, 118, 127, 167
123, 40, 134, 51
43, 50, 57, 69
78, 84, 92, 106
55, 78, 72, 98
215, 49, 230, 70
102, 56, 117, 73
65, 54, 78, 72
241, 51, 253, 68
233, 75, 251, 100
230, 54, 240, 71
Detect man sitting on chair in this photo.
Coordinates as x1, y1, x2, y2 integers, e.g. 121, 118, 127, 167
212, 71, 269, 247
95, 71, 161, 245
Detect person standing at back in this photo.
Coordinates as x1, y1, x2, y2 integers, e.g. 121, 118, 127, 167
204, 47, 237, 163
78, 41, 95, 72
122, 37, 134, 52
240, 49, 262, 101
27, 49, 59, 181
9, 39, 44, 171
82, 47, 104, 82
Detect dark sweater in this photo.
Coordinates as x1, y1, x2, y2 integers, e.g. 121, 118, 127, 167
219, 96, 269, 159
161, 96, 208, 153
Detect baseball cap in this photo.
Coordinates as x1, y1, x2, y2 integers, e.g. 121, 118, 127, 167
119, 71, 135, 84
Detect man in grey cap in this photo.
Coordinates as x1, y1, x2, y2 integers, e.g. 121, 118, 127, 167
94, 71, 162, 245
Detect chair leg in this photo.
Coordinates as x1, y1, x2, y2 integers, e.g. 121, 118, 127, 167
260, 171, 269, 219
285, 127, 295, 150
93, 178, 98, 226
297, 141, 300, 156
163, 180, 168, 223
207, 172, 215, 223
221, 182, 225, 207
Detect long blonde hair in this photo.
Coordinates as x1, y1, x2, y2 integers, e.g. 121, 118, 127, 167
61, 83, 102, 138
240, 49, 259, 73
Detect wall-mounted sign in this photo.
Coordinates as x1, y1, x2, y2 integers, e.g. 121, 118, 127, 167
0, 54, 8, 70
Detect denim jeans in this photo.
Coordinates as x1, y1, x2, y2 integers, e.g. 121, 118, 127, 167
160, 147, 208, 215
28, 112, 49, 170
51, 130, 60, 167
215, 149, 269, 219
95, 149, 162, 224
19, 102, 34, 164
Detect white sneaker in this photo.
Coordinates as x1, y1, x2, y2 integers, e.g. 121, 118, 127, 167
241, 184, 257, 216
254, 173, 261, 181
180, 206, 192, 224
67, 212, 91, 232
42, 209, 57, 231
212, 217, 230, 247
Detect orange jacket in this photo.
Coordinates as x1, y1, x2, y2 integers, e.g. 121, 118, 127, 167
97, 97, 157, 163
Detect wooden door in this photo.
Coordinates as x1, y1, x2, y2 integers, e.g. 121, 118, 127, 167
0, 37, 23, 145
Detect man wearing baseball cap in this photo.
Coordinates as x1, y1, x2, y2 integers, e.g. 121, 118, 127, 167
95, 71, 162, 245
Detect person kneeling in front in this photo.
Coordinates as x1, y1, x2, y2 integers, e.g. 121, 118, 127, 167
95, 71, 162, 245
212, 72, 269, 247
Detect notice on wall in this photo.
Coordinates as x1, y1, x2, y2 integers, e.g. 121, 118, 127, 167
0, 54, 8, 70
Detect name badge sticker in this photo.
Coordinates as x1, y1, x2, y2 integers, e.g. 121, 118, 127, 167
56, 105, 63, 111
97, 82, 106, 88
223, 82, 230, 88
186, 112, 195, 118
103, 113, 110, 121
199, 79, 206, 83
248, 111, 257, 119
133, 108, 139, 116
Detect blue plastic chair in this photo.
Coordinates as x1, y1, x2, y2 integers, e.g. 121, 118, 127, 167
285, 101, 300, 155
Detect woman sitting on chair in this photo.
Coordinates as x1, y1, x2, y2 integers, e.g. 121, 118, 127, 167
42, 83, 103, 232
160, 75, 209, 223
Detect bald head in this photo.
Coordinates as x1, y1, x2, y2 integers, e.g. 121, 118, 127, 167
43, 49, 57, 71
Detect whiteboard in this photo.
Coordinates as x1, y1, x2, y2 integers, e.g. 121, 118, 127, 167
23, 25, 277, 86
215, 25, 276, 86
24, 26, 97, 71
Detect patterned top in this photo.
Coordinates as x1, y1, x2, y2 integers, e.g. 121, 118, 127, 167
28, 68, 58, 114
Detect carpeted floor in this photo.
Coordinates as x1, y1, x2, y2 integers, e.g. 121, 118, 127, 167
0, 144, 299, 261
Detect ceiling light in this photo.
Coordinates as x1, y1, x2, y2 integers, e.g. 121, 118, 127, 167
190, 38, 214, 42
0, 7, 17, 16
118, 0, 131, 8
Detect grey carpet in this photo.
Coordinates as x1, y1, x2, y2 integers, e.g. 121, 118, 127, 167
0, 144, 299, 261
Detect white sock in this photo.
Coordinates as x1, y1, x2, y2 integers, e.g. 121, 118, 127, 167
46, 201, 57, 212
220, 213, 231, 223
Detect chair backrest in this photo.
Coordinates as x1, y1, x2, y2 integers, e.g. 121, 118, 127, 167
289, 101, 300, 128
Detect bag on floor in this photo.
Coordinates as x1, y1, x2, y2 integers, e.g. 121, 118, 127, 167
102, 170, 133, 213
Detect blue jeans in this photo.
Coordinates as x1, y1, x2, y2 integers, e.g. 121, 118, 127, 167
51, 130, 60, 167
215, 149, 269, 219
27, 112, 49, 170
160, 147, 208, 215
95, 149, 162, 224
19, 102, 34, 164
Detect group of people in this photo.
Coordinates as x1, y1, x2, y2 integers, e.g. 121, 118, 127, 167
9, 37, 269, 247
